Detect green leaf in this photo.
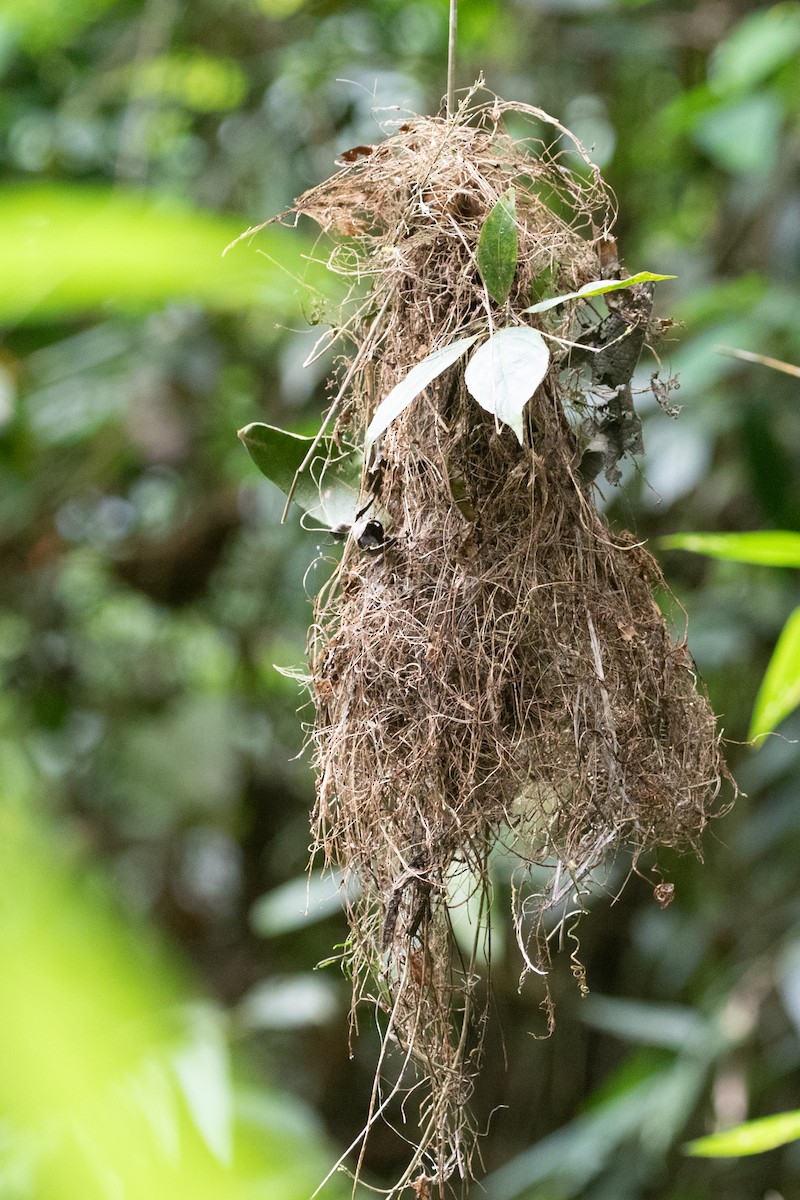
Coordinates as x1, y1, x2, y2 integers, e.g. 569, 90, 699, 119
0, 0, 120, 52
0, 185, 336, 324
660, 530, 800, 567
692, 95, 782, 176
709, 4, 800, 95
250, 869, 350, 936
477, 187, 519, 305
749, 606, 800, 741
172, 1008, 233, 1163
365, 334, 479, 446
474, 186, 520, 304
523, 271, 675, 315
464, 326, 550, 445
237, 423, 361, 529
685, 1108, 800, 1158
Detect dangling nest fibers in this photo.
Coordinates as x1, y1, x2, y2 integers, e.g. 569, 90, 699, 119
286, 98, 728, 1194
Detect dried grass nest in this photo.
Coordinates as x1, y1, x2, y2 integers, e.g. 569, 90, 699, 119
276, 97, 730, 1195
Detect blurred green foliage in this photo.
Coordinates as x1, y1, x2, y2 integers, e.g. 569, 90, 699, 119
2, 0, 800, 1198
0, 185, 332, 321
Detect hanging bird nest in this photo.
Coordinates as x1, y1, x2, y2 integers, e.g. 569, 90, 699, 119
256, 93, 731, 1196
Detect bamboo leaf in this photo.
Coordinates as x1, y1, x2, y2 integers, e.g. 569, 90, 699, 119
685, 1109, 800, 1158
365, 334, 479, 447
464, 326, 550, 445
237, 423, 360, 529
660, 530, 800, 567
477, 187, 519, 305
523, 271, 675, 315
749, 606, 800, 741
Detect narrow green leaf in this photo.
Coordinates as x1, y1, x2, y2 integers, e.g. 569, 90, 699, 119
477, 187, 519, 305
749, 606, 800, 741
365, 334, 479, 447
523, 271, 675, 315
685, 1109, 800, 1158
660, 531, 800, 567
237, 423, 361, 529
464, 326, 550, 445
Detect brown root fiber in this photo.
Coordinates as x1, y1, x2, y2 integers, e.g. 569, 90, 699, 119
295, 96, 729, 1193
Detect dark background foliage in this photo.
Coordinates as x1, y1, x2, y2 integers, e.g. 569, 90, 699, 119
1, 1, 800, 1196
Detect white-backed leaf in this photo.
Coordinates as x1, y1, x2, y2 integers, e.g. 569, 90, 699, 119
523, 271, 675, 315
365, 334, 479, 446
464, 326, 550, 445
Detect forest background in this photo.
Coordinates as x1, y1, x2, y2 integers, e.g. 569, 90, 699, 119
1, 0, 800, 1197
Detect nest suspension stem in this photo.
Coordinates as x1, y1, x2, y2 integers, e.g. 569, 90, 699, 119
446, 0, 457, 117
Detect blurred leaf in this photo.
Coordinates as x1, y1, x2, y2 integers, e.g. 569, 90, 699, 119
365, 334, 479, 446
660, 531, 800, 566
119, 52, 248, 113
483, 1055, 708, 1200
0, 0, 120, 51
709, 3, 800, 94
522, 271, 674, 314
581, 995, 709, 1049
672, 275, 768, 327
172, 1007, 233, 1165
477, 187, 518, 305
692, 95, 782, 174
250, 869, 354, 936
464, 326, 549, 444
255, 0, 309, 13
750, 605, 800, 741
236, 976, 338, 1030
715, 345, 800, 378
0, 812, 351, 1199
237, 422, 361, 529
0, 186, 329, 323
685, 1108, 800, 1157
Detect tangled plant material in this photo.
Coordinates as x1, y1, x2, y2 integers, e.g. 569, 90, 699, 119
272, 96, 729, 1195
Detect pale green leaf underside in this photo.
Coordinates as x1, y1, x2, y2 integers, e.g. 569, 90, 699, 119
749, 605, 800, 741
524, 271, 675, 315
660, 530, 800, 567
237, 422, 360, 528
477, 187, 519, 305
464, 326, 550, 445
365, 334, 479, 446
685, 1108, 800, 1158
